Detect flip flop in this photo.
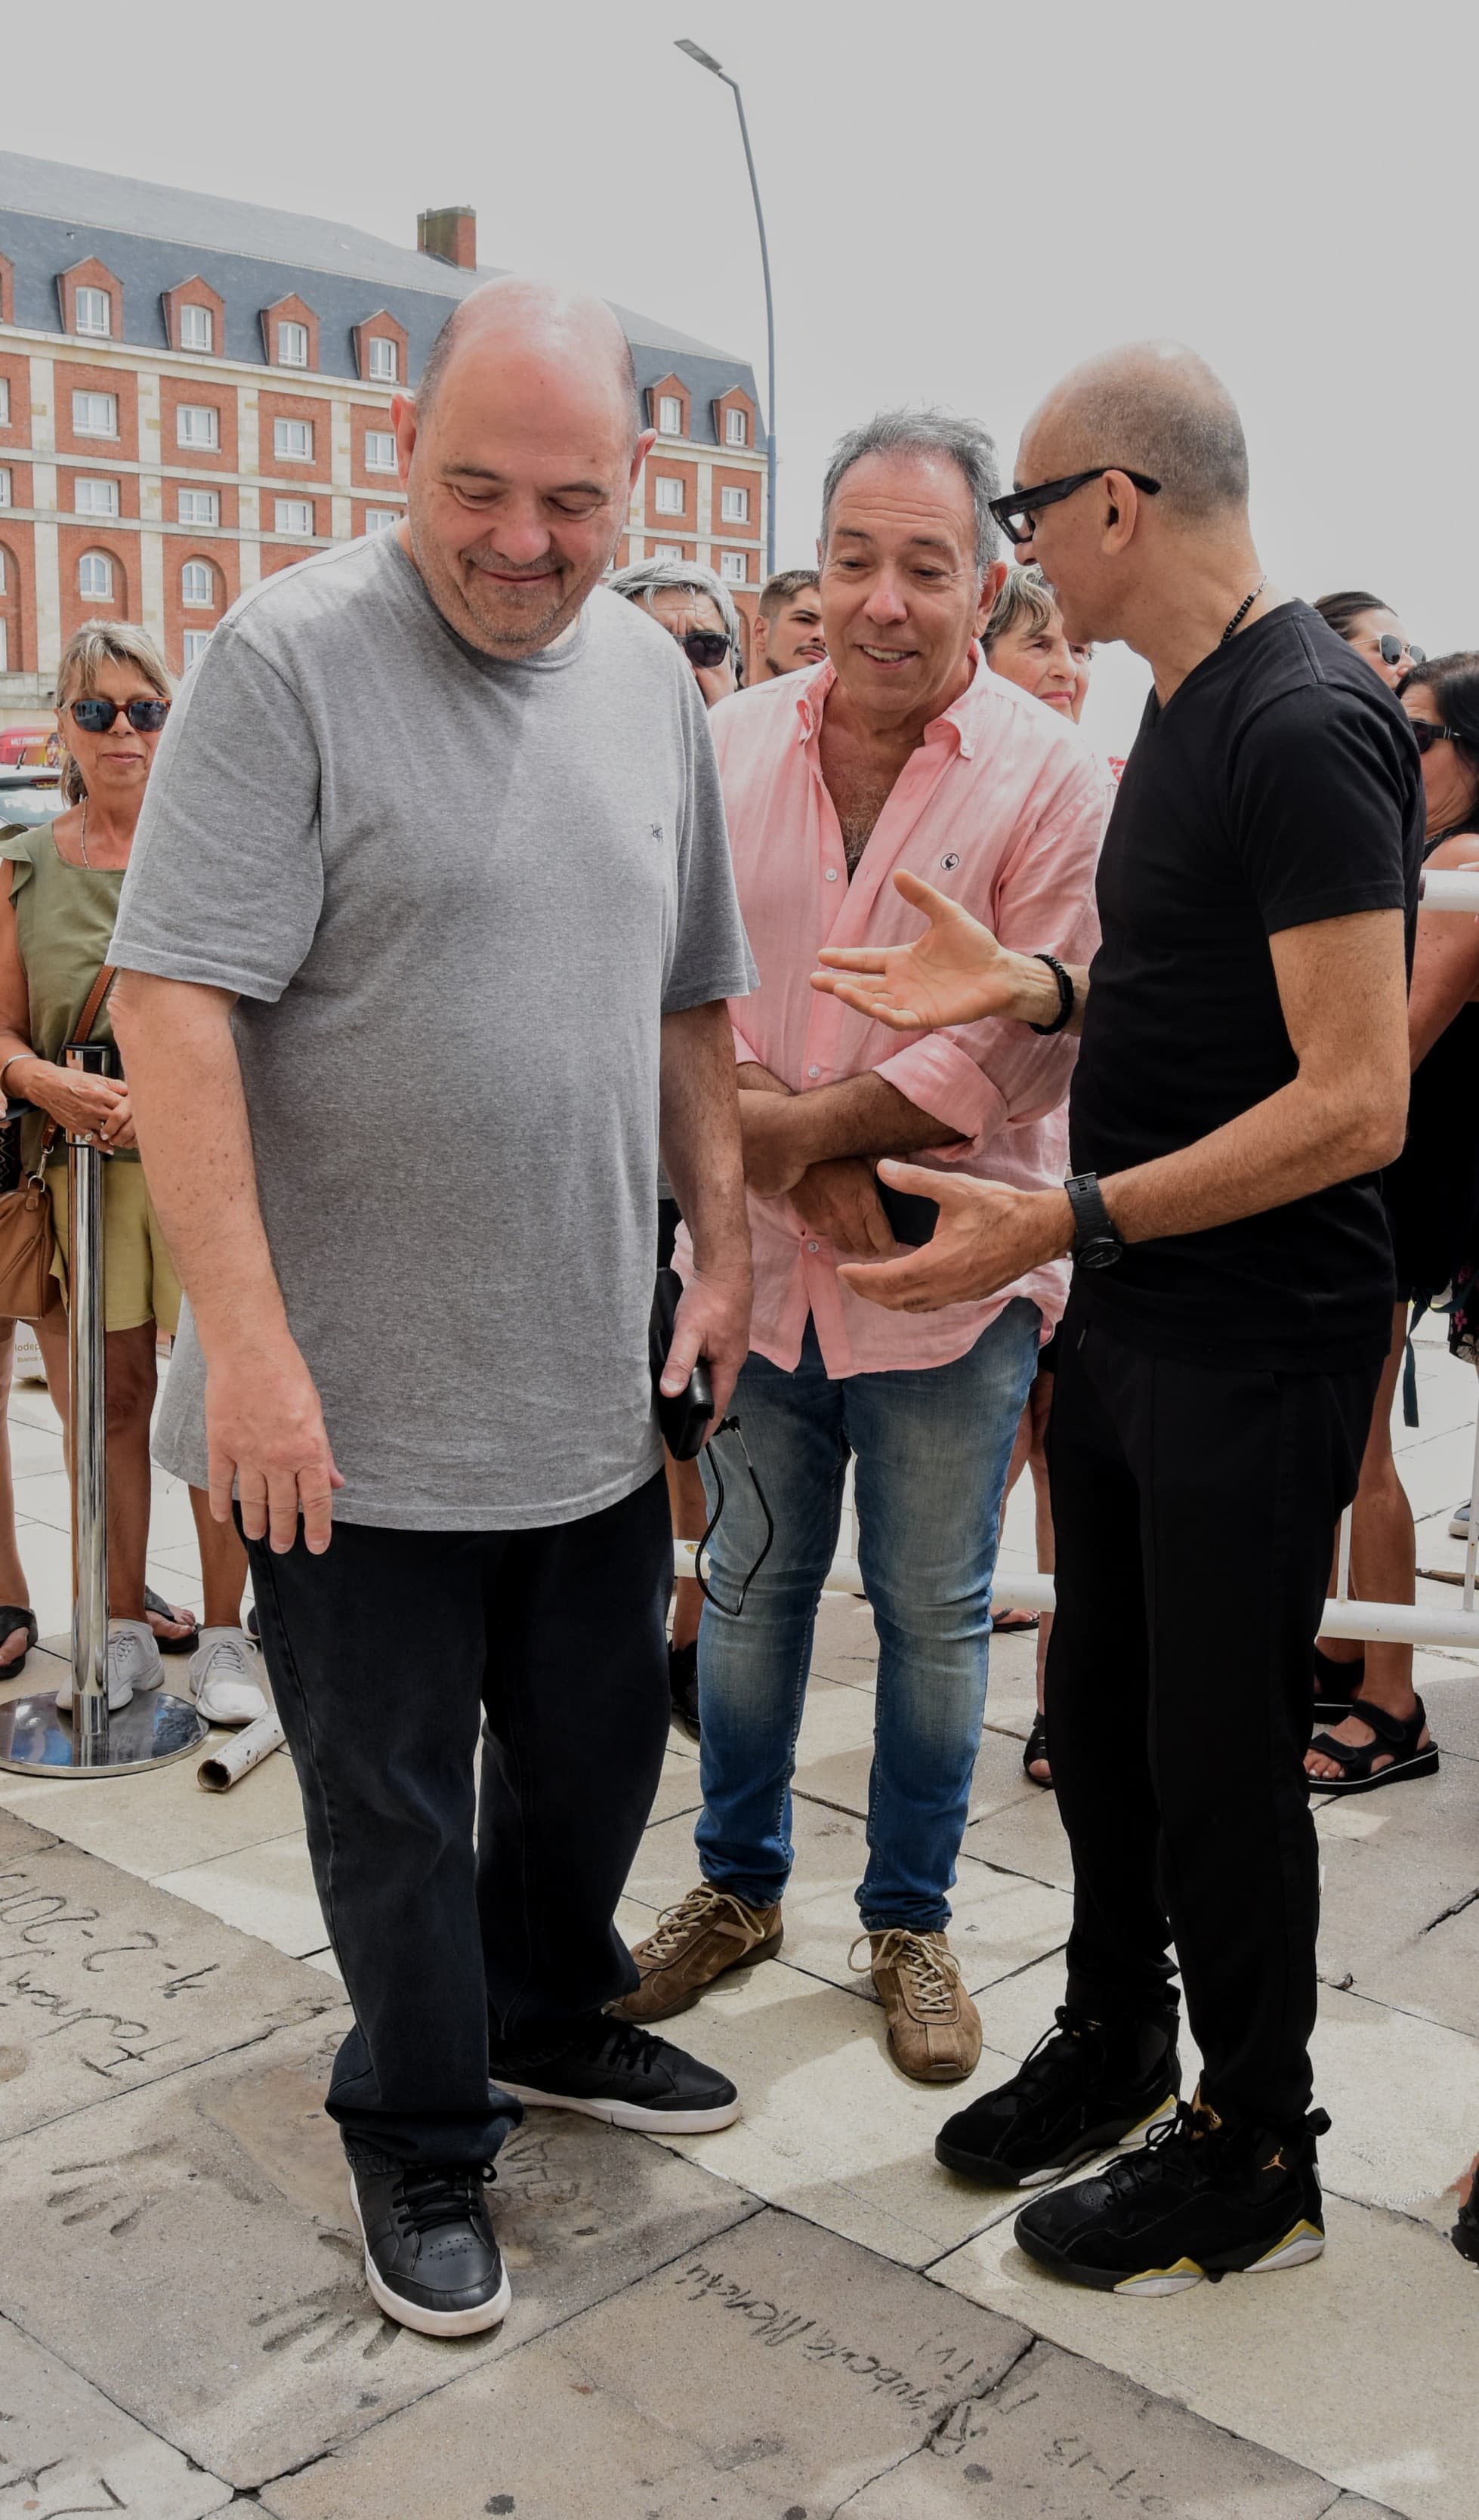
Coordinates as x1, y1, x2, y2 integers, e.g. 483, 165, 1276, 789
0, 1606, 37, 1676
144, 1586, 199, 1654
992, 1607, 1039, 1637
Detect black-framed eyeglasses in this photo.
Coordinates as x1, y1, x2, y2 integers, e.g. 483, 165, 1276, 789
676, 628, 733, 672
988, 468, 1162, 549
1410, 719, 1462, 755
693, 1416, 773, 1618
69, 697, 170, 733
1379, 633, 1425, 668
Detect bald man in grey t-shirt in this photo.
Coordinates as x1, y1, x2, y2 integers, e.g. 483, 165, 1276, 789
110, 279, 755, 2341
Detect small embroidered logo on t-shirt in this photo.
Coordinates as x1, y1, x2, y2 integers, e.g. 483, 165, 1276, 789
940, 852, 960, 872
650, 821, 665, 844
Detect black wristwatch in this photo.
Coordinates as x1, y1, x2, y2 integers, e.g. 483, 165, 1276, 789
1064, 1172, 1124, 1271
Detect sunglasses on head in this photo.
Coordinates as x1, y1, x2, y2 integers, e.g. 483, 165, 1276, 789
1410, 719, 1462, 755
988, 467, 1162, 549
1379, 633, 1425, 668
69, 696, 170, 733
675, 628, 733, 672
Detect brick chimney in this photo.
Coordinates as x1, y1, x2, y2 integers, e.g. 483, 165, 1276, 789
417, 206, 477, 270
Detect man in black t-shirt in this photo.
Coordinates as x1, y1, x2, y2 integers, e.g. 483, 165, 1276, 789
812, 341, 1419, 2296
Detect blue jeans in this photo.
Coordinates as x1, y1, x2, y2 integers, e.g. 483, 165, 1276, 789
695, 1301, 1041, 1933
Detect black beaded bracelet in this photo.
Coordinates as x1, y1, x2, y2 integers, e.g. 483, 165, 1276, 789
1027, 953, 1075, 1036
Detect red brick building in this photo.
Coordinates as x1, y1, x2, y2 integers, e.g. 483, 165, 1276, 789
0, 152, 767, 714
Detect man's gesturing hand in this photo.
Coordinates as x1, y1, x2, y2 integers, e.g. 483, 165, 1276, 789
811, 868, 1032, 1033
661, 1261, 752, 1428
837, 1161, 1072, 1312
206, 1336, 344, 1554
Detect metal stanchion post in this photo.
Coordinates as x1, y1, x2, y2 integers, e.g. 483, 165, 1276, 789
0, 1043, 207, 1777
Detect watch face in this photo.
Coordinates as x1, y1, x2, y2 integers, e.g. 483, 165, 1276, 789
1076, 1237, 1123, 1272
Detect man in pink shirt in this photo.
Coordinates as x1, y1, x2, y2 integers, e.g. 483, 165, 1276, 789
618, 410, 1105, 2081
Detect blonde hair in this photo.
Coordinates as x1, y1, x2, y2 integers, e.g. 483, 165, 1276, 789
55, 620, 172, 806
981, 565, 1060, 655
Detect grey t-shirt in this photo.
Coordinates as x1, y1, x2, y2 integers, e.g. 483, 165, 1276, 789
110, 534, 755, 1530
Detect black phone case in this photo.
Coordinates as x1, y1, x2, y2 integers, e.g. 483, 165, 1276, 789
876, 1178, 940, 1247
650, 1266, 715, 1460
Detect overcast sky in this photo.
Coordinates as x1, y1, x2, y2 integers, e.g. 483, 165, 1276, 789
12, 0, 1476, 752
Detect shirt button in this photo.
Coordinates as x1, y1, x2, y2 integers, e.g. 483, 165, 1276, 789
807, 1240, 819, 1254
824, 866, 838, 882
807, 1064, 820, 1079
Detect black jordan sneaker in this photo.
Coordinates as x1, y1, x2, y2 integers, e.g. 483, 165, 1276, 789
348, 2154, 511, 2337
1014, 2095, 1330, 2295
492, 2012, 740, 2133
935, 2006, 1181, 2186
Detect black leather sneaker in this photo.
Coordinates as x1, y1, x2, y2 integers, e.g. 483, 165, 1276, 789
492, 2012, 740, 2133
935, 2006, 1180, 2186
1014, 2095, 1330, 2295
348, 2156, 511, 2337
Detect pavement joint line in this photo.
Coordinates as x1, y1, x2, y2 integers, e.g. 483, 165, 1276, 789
0, 2001, 344, 2157
0, 2298, 234, 2494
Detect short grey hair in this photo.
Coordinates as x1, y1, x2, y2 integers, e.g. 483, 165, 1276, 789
820, 409, 1002, 570
607, 556, 742, 650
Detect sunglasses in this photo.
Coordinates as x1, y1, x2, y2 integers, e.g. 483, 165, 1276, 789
675, 628, 733, 672
1410, 719, 1462, 755
988, 468, 1162, 549
1379, 633, 1425, 668
69, 697, 170, 733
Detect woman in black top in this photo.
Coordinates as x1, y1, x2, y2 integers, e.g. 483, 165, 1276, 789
1309, 653, 1479, 1790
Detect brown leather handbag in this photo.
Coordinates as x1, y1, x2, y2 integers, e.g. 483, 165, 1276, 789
0, 962, 116, 1322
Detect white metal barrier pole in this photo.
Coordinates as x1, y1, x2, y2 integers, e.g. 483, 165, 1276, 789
1419, 869, 1479, 910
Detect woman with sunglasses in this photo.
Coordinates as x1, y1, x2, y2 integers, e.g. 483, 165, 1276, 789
609, 558, 743, 1734
1308, 652, 1479, 1793
0, 623, 266, 1728
1314, 589, 1424, 693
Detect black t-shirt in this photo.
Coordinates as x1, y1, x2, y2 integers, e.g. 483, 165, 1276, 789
1070, 601, 1422, 1371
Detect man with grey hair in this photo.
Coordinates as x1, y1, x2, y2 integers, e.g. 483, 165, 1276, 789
610, 557, 743, 708
813, 343, 1421, 2296
107, 276, 758, 2339
616, 408, 1107, 2083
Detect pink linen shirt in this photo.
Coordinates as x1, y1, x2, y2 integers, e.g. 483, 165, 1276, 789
699, 650, 1107, 1377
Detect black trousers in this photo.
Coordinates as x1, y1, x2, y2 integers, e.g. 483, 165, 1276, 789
1045, 1299, 1379, 2133
245, 1470, 672, 2167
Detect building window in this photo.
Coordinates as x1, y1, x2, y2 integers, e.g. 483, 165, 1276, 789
658, 394, 682, 436
183, 628, 212, 668
653, 477, 684, 515
181, 560, 215, 608
178, 487, 220, 527
273, 418, 313, 462
364, 430, 397, 473
178, 404, 219, 450
653, 543, 685, 561
75, 478, 119, 519
275, 499, 314, 536
365, 509, 400, 536
720, 486, 749, 523
725, 407, 748, 446
276, 320, 309, 369
720, 551, 747, 585
180, 302, 214, 353
78, 551, 114, 601
73, 391, 118, 438
0, 381, 9, 426
0, 470, 10, 509
367, 337, 397, 382
75, 286, 111, 338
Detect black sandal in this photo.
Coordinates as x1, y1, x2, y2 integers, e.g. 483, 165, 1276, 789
0, 1607, 37, 1675
1307, 1694, 1439, 1796
144, 1586, 199, 1654
1022, 1711, 1053, 1789
993, 1607, 1039, 1637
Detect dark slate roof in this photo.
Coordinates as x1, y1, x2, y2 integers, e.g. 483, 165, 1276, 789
0, 151, 758, 441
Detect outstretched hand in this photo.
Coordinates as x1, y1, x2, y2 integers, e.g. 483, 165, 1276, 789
810, 868, 1026, 1033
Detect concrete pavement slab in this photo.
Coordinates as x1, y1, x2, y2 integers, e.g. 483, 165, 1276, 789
153, 1830, 329, 1958
0, 2312, 235, 2517
0, 2012, 760, 2490
931, 2191, 1477, 2520
0, 1807, 56, 1859
261, 2204, 1033, 2520
0, 1838, 338, 2140
0, 1722, 305, 1879
844, 2337, 1342, 2518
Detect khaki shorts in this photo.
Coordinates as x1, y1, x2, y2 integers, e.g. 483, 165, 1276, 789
46, 1160, 181, 1336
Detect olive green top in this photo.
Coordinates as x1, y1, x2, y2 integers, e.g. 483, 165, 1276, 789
0, 821, 134, 1169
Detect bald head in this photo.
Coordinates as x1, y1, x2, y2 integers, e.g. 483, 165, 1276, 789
1025, 341, 1248, 523
417, 276, 641, 443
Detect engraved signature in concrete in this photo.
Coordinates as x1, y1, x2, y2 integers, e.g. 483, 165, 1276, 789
671, 2257, 989, 2418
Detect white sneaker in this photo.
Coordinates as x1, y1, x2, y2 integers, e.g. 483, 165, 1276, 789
57, 1617, 165, 1712
188, 1627, 268, 1728
1450, 1499, 1472, 1541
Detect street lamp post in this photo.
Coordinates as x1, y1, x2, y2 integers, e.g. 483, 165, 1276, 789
675, 39, 777, 579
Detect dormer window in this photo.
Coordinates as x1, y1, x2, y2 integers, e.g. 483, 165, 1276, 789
76, 286, 111, 338
277, 320, 309, 369
181, 303, 214, 353
658, 395, 682, 436
368, 338, 398, 382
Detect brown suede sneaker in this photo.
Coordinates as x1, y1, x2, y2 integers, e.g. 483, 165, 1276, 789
855, 1929, 981, 2083
612, 1883, 783, 2024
